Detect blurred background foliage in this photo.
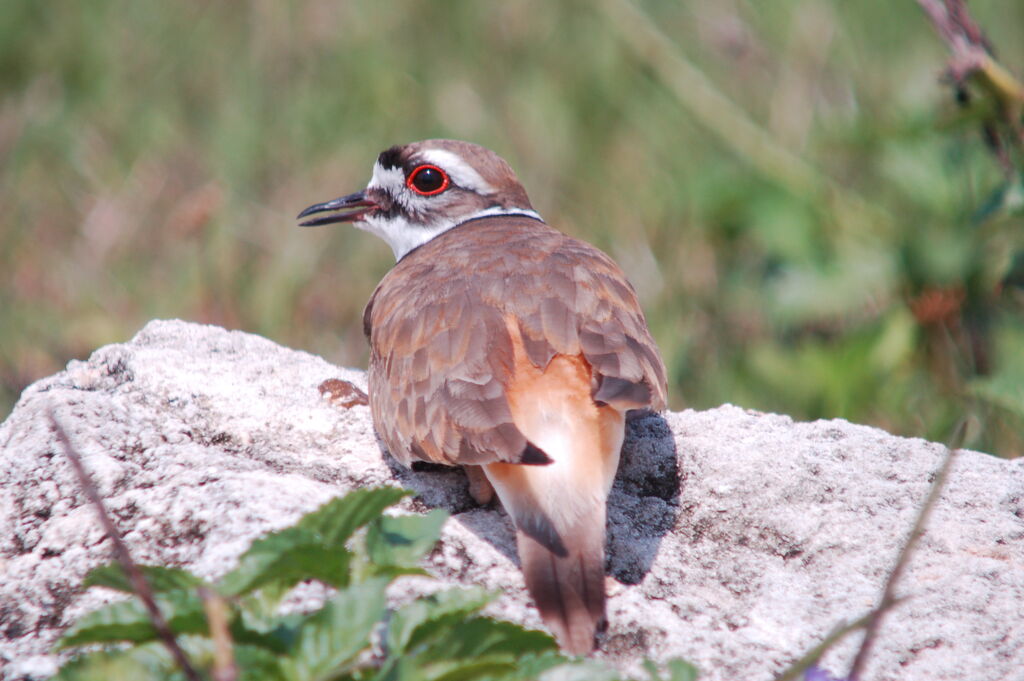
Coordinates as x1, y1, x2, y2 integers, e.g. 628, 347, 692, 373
2, 0, 1022, 456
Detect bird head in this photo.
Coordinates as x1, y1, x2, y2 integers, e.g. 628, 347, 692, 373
298, 139, 541, 260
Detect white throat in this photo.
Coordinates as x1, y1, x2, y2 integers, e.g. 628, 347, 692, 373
359, 205, 543, 260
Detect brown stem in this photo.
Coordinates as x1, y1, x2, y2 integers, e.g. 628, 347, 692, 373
916, 0, 1024, 113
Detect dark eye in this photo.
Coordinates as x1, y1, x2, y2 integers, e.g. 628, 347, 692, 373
407, 165, 449, 196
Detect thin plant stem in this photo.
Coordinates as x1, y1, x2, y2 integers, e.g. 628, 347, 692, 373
847, 422, 965, 680
774, 607, 899, 681
199, 586, 238, 681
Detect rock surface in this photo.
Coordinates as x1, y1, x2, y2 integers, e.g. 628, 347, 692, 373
1, 320, 1022, 681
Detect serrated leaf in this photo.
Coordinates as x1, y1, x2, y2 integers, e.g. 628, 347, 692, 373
83, 563, 204, 595
281, 577, 389, 681
218, 529, 352, 597
386, 587, 496, 654
448, 618, 556, 658
410, 617, 556, 664
57, 590, 206, 649
220, 488, 410, 597
365, 508, 448, 569
300, 487, 411, 547
418, 655, 522, 681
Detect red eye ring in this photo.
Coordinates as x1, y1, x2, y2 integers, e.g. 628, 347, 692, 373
407, 164, 450, 196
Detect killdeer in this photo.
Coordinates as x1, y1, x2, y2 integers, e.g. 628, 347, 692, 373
298, 140, 667, 655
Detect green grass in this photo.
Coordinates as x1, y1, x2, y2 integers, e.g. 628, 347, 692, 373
2, 0, 1023, 455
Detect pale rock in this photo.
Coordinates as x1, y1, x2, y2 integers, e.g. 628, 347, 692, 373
0, 320, 1021, 681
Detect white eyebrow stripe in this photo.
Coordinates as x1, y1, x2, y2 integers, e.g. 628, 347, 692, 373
418, 149, 496, 195
368, 162, 404, 189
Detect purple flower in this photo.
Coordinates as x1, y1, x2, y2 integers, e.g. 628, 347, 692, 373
804, 665, 849, 681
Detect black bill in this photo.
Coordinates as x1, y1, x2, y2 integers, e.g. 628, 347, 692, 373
297, 191, 377, 227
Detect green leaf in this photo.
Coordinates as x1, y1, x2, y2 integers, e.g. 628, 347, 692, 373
235, 580, 300, 623
54, 641, 176, 681
643, 658, 700, 681
413, 655, 522, 681
665, 659, 699, 681
83, 563, 204, 594
300, 487, 411, 548
281, 577, 390, 681
447, 618, 556, 659
406, 616, 556, 666
56, 637, 287, 681
365, 509, 448, 569
373, 612, 556, 681
218, 529, 353, 597
537, 659, 625, 681
386, 587, 496, 654
363, 565, 431, 581
233, 606, 306, 653
498, 651, 575, 681
220, 487, 410, 597
57, 591, 206, 649
231, 643, 290, 681
173, 637, 288, 681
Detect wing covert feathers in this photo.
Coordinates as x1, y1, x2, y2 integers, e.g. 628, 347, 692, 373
364, 216, 667, 467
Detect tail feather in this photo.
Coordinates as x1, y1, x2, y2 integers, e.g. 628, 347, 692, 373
516, 509, 606, 655
488, 335, 627, 654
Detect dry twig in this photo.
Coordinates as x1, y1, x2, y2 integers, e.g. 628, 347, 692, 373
917, 0, 1024, 171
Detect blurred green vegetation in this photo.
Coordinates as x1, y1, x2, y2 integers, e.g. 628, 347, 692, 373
2, 1, 1023, 455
